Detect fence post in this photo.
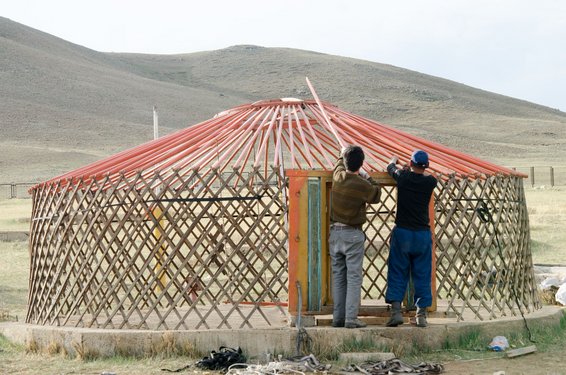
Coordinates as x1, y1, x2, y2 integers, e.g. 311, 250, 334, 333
530, 167, 535, 187
10, 183, 16, 199
550, 166, 554, 187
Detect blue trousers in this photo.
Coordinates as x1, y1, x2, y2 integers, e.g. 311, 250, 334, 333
329, 226, 365, 322
385, 226, 433, 308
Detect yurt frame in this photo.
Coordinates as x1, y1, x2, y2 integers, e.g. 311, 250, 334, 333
27, 97, 540, 330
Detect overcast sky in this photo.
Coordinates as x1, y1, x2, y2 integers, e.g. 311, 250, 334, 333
3, 0, 565, 111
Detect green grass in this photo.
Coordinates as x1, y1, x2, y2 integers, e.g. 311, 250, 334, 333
442, 327, 486, 352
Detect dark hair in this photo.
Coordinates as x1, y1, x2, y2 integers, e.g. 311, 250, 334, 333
343, 145, 364, 172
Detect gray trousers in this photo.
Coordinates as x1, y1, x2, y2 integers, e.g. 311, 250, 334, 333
329, 226, 365, 322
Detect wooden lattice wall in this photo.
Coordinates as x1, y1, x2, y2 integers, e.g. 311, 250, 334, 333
27, 170, 539, 329
27, 168, 289, 329
434, 174, 540, 320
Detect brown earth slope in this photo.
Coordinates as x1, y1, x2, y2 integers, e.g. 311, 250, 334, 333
1, 17, 565, 182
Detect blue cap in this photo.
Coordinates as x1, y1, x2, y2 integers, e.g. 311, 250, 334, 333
411, 150, 429, 168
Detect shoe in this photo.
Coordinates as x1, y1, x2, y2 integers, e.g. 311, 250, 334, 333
416, 307, 427, 327
415, 315, 427, 327
386, 313, 404, 327
386, 301, 404, 327
332, 320, 344, 327
344, 318, 367, 328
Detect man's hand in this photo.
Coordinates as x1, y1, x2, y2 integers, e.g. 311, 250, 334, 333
390, 156, 399, 165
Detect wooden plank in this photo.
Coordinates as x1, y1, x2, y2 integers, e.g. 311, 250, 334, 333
506, 345, 537, 358
286, 169, 396, 185
317, 316, 409, 326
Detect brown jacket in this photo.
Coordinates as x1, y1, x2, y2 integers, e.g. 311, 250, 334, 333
331, 157, 381, 228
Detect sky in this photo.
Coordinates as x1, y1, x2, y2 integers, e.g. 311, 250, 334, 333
3, 0, 566, 111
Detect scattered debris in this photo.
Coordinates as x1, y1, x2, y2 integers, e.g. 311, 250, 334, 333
162, 346, 246, 373
343, 358, 444, 374
225, 354, 331, 374
536, 266, 566, 305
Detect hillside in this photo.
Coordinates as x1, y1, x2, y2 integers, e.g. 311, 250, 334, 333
1, 17, 565, 182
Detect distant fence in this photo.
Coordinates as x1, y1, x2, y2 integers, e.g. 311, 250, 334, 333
0, 183, 35, 199
511, 166, 566, 187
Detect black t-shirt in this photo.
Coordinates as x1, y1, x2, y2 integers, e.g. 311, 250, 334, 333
387, 163, 437, 230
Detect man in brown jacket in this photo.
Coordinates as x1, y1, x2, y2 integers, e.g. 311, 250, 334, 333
330, 145, 381, 328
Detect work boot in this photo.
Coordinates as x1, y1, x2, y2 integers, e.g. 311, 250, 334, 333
416, 307, 427, 327
332, 319, 344, 328
386, 301, 404, 327
345, 318, 367, 328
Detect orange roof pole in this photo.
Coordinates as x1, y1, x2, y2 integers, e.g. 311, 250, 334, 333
33, 96, 527, 193
318, 107, 393, 169
291, 106, 315, 168
272, 106, 287, 167
297, 106, 336, 167
288, 108, 297, 169
254, 106, 280, 168
306, 77, 346, 148
345, 110, 522, 176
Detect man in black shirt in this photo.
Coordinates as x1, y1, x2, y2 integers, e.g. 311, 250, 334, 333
385, 150, 437, 327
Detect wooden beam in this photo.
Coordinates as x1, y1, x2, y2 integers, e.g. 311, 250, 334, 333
506, 345, 537, 358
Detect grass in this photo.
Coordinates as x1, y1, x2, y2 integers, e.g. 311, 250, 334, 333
395, 311, 566, 367
3, 315, 566, 374
0, 241, 28, 320
0, 334, 201, 375
525, 187, 566, 265
0, 199, 31, 232
311, 311, 566, 366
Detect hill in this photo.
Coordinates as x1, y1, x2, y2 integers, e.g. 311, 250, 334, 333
1, 17, 565, 182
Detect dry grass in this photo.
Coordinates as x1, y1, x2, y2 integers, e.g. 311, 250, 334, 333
525, 187, 566, 265
0, 199, 31, 232
0, 335, 200, 375
0, 239, 28, 320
